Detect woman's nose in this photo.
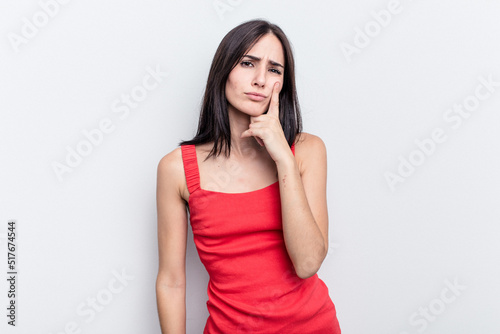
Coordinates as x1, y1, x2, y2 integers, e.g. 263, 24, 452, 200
252, 67, 266, 87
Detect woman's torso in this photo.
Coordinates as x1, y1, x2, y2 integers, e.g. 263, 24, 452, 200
179, 135, 341, 333
180, 140, 291, 203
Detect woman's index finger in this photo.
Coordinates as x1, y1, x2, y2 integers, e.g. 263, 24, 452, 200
268, 82, 281, 116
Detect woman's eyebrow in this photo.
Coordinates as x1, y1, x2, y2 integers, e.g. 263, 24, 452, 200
243, 54, 284, 69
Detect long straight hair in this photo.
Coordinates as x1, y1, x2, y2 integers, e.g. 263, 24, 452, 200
179, 19, 302, 160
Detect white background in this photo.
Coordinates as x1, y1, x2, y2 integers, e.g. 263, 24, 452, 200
1, 0, 499, 333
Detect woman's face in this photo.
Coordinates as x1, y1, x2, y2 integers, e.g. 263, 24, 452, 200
225, 33, 285, 117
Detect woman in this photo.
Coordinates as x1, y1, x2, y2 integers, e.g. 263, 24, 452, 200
156, 19, 341, 333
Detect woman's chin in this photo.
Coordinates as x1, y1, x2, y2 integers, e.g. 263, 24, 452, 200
244, 108, 267, 116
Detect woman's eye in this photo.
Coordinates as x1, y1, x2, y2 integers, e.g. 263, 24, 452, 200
241, 61, 253, 67
270, 68, 282, 75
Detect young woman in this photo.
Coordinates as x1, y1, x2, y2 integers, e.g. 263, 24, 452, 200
156, 19, 341, 333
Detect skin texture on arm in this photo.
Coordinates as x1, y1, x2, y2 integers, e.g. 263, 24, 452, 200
240, 81, 329, 279
156, 148, 188, 334
276, 133, 329, 279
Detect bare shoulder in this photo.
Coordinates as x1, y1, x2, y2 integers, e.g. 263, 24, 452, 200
294, 132, 326, 151
294, 132, 327, 174
157, 146, 188, 202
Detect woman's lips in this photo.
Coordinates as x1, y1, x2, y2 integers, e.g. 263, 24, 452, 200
245, 92, 266, 101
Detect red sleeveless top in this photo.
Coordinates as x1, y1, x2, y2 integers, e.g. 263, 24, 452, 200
181, 142, 341, 333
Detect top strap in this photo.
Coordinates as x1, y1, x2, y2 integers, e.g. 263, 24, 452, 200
180, 144, 200, 194
181, 141, 295, 195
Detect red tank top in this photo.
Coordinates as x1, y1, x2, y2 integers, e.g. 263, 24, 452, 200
181, 142, 341, 333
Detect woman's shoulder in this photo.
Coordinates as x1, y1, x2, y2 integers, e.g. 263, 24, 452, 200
157, 146, 183, 172
294, 132, 327, 155
157, 142, 211, 169
294, 132, 327, 173
157, 146, 189, 202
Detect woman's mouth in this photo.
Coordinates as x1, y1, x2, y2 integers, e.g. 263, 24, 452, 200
245, 92, 266, 102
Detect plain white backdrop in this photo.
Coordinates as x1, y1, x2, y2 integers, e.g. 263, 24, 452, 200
1, 0, 499, 333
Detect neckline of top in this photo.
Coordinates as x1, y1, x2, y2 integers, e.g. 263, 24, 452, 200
197, 180, 279, 195
188, 141, 295, 196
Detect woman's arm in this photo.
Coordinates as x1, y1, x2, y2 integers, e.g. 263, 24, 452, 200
276, 133, 329, 279
156, 149, 188, 334
240, 84, 329, 280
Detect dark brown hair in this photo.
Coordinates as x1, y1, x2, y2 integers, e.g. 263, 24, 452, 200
179, 19, 302, 160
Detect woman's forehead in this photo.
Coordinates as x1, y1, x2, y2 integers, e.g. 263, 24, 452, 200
245, 34, 285, 66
